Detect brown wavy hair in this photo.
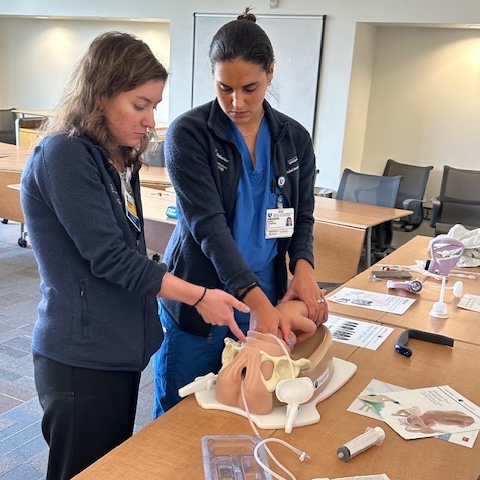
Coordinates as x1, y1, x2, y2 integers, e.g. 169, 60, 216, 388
41, 31, 168, 172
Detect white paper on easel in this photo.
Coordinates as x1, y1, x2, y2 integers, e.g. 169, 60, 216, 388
329, 287, 415, 314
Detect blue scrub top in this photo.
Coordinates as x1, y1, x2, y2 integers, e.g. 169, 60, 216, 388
231, 118, 278, 316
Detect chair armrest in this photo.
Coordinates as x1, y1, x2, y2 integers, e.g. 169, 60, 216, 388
401, 198, 424, 225
402, 198, 425, 210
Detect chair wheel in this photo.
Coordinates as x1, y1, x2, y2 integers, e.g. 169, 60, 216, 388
18, 238, 27, 248
1, 218, 8, 224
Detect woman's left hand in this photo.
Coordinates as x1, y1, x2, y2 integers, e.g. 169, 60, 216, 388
280, 259, 328, 326
275, 300, 317, 346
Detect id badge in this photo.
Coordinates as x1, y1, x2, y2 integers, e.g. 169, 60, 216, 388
124, 190, 141, 232
265, 207, 294, 239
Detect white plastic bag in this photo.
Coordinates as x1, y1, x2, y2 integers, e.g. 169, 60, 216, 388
445, 224, 480, 267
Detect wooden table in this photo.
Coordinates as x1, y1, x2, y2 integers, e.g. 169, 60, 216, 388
0, 143, 30, 227
72, 341, 358, 479
271, 328, 480, 480
139, 187, 412, 267
141, 186, 177, 254
0, 142, 173, 248
68, 234, 480, 480
139, 165, 171, 190
327, 235, 480, 345
314, 196, 412, 267
72, 322, 480, 479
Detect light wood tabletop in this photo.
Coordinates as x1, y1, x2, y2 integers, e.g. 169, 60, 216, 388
0, 142, 30, 171
72, 340, 358, 480
67, 233, 480, 480
0, 144, 172, 245
0, 142, 30, 225
140, 186, 177, 254
327, 235, 480, 345
71, 324, 480, 479
314, 195, 412, 230
271, 328, 480, 480
139, 165, 172, 190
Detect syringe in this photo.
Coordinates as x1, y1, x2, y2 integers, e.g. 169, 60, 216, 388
337, 426, 385, 462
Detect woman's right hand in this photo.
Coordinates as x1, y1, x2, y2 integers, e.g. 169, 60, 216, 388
157, 273, 248, 342
195, 288, 249, 342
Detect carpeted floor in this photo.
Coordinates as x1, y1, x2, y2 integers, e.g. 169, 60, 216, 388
0, 221, 155, 479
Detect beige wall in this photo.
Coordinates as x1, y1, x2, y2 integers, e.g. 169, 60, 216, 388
0, 17, 170, 124
360, 26, 480, 199
1, 0, 479, 197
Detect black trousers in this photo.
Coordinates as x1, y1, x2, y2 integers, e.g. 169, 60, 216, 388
33, 354, 141, 480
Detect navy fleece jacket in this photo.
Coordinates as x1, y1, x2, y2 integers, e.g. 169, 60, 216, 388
161, 100, 316, 337
21, 133, 166, 371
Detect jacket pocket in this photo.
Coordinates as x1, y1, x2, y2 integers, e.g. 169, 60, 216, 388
78, 279, 89, 339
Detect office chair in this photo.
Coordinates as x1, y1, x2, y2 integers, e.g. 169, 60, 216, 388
143, 140, 166, 167
430, 165, 480, 236
336, 168, 402, 258
0, 108, 16, 145
383, 159, 433, 233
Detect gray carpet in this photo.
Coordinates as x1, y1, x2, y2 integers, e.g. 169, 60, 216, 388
0, 221, 155, 479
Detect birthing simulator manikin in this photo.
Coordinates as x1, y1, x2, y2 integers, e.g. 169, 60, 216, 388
179, 302, 356, 433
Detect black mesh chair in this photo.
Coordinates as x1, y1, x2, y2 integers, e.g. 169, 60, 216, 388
383, 159, 433, 233
336, 168, 402, 259
0, 108, 16, 145
430, 165, 480, 236
143, 140, 165, 167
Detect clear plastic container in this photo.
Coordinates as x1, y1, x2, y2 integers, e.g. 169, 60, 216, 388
201, 435, 272, 480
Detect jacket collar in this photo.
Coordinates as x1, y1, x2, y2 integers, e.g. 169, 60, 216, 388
207, 99, 288, 142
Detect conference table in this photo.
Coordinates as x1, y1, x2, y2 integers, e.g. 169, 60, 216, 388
0, 143, 30, 245
139, 186, 412, 265
1, 139, 411, 267
139, 165, 172, 190
0, 140, 172, 247
327, 234, 480, 346
140, 186, 177, 255
270, 330, 480, 480
314, 196, 412, 267
72, 234, 480, 480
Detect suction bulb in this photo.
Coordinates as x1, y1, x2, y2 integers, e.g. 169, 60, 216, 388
452, 281, 463, 298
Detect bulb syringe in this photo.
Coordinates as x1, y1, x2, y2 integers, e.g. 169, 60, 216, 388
337, 426, 385, 462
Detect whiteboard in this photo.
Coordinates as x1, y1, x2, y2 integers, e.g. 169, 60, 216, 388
192, 13, 325, 136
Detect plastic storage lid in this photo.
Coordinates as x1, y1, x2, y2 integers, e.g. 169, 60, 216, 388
201, 435, 272, 480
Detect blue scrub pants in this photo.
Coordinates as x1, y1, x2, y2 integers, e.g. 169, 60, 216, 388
152, 307, 249, 418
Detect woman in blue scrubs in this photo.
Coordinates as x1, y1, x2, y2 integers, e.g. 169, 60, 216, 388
152, 8, 329, 417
